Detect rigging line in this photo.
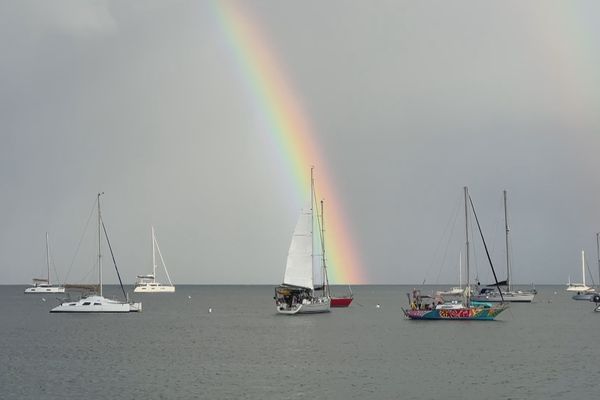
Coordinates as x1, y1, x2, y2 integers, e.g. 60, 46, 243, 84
101, 219, 127, 301
63, 197, 97, 283
425, 192, 462, 284
586, 258, 596, 287
468, 194, 504, 302
434, 197, 461, 285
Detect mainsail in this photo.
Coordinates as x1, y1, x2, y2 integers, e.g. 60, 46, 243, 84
283, 208, 314, 290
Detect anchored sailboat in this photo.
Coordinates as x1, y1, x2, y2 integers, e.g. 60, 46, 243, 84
274, 168, 330, 315
472, 191, 535, 303
25, 233, 65, 294
134, 227, 175, 293
567, 250, 596, 300
51, 193, 141, 313
403, 187, 508, 320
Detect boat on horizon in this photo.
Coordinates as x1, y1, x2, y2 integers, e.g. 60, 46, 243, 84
566, 250, 596, 300
51, 193, 141, 313
472, 191, 535, 303
403, 187, 508, 321
274, 168, 330, 315
134, 227, 175, 293
24, 233, 65, 294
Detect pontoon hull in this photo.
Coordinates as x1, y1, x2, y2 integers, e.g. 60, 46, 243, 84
25, 286, 65, 294
134, 284, 175, 293
50, 295, 142, 313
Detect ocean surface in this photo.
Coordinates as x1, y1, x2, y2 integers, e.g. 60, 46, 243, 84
1, 285, 598, 400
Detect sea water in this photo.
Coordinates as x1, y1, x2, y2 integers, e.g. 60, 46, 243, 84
0, 285, 598, 399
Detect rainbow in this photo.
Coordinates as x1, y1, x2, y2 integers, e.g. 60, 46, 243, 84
212, 1, 365, 284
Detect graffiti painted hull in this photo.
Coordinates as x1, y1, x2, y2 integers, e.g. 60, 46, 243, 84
403, 305, 508, 321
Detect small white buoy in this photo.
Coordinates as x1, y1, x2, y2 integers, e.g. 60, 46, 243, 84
41, 297, 46, 302
208, 308, 212, 313
188, 295, 192, 299
554, 291, 557, 295
376, 304, 381, 308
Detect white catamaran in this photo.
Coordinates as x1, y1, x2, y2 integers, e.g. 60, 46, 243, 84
25, 233, 65, 294
134, 227, 175, 293
275, 167, 330, 315
472, 191, 535, 303
567, 250, 596, 300
51, 193, 142, 313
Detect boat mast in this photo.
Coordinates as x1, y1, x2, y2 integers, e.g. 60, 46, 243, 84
596, 233, 600, 289
582, 250, 586, 288
46, 232, 50, 284
310, 166, 315, 296
321, 199, 330, 297
98, 192, 103, 297
504, 190, 511, 291
152, 226, 157, 283
464, 186, 470, 307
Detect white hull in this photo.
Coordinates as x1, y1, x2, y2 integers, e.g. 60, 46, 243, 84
134, 284, 175, 293
50, 295, 142, 313
276, 297, 330, 315
472, 290, 535, 303
25, 286, 65, 294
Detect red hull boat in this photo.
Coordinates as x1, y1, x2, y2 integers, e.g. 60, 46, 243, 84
330, 296, 353, 307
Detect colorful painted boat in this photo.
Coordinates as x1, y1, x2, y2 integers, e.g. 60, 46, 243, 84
402, 303, 508, 320
404, 187, 509, 321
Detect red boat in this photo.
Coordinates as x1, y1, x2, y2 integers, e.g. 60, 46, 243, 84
330, 295, 353, 307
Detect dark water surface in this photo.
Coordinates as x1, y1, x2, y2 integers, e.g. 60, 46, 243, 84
1, 285, 598, 399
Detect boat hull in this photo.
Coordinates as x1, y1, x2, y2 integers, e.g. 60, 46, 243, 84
472, 291, 535, 303
572, 293, 596, 301
50, 295, 142, 313
330, 296, 353, 307
25, 286, 65, 294
134, 284, 175, 293
276, 297, 330, 315
403, 305, 508, 320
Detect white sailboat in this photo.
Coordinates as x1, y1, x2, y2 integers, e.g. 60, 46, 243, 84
436, 252, 465, 297
51, 193, 141, 313
567, 250, 595, 300
472, 191, 535, 303
25, 233, 65, 294
134, 227, 175, 293
274, 168, 330, 315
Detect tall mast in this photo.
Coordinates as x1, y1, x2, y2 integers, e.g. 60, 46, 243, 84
46, 232, 50, 284
152, 226, 157, 283
504, 190, 511, 291
311, 166, 316, 294
464, 186, 470, 306
321, 199, 330, 296
98, 192, 103, 297
582, 250, 586, 287
596, 233, 600, 289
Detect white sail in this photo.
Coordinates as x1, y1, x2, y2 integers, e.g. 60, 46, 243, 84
283, 208, 314, 290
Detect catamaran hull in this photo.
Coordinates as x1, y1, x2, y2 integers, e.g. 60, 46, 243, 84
572, 293, 596, 301
472, 292, 535, 303
403, 305, 508, 321
25, 286, 65, 294
134, 285, 175, 293
50, 296, 142, 313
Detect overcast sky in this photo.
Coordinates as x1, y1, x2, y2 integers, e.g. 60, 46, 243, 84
2, 1, 600, 285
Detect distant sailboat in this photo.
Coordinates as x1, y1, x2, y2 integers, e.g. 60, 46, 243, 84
567, 250, 596, 300
134, 227, 175, 293
25, 233, 65, 294
403, 187, 508, 320
274, 168, 330, 315
51, 193, 141, 313
472, 191, 535, 303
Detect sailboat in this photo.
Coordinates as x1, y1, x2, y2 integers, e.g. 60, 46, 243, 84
567, 250, 596, 300
134, 227, 175, 293
403, 187, 508, 320
274, 168, 330, 315
436, 252, 467, 297
25, 233, 65, 294
51, 193, 142, 313
472, 191, 535, 303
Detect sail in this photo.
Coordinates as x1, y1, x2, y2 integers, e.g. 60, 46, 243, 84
283, 208, 314, 290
